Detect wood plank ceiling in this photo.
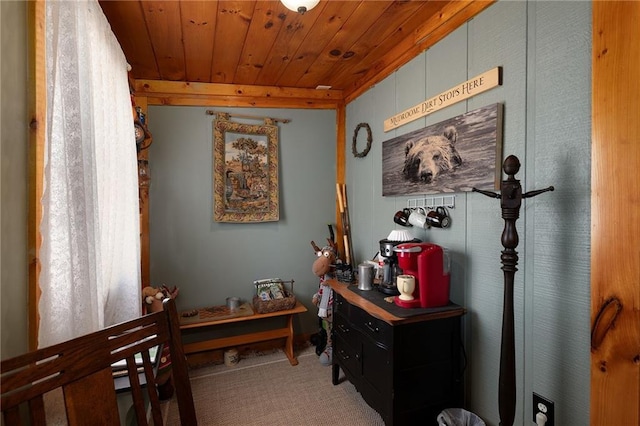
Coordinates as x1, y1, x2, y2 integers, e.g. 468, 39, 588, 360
99, 0, 494, 104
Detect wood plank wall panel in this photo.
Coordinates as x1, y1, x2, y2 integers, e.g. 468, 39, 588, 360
135, 96, 150, 288
275, 1, 360, 87
455, 4, 524, 420
211, 1, 256, 83
140, 1, 184, 81
234, 1, 289, 85
100, 1, 495, 99
591, 2, 640, 424
528, 2, 591, 425
253, 2, 326, 86
28, 0, 46, 351
180, 2, 218, 82
335, 103, 346, 258
295, 1, 394, 88
135, 80, 342, 100
134, 80, 343, 109
144, 96, 340, 109
344, 0, 495, 103
325, 0, 444, 92
98, 1, 159, 79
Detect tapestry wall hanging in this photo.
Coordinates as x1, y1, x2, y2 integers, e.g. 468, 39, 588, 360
213, 113, 279, 222
382, 103, 503, 196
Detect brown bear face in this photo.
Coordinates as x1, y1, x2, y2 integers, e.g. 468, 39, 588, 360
402, 126, 462, 183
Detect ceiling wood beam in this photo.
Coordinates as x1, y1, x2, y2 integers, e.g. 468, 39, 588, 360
144, 96, 340, 109
135, 80, 343, 109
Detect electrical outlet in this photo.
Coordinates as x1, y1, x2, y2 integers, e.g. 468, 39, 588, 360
533, 393, 555, 426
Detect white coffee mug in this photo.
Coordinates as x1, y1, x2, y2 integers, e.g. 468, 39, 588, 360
408, 207, 428, 229
396, 274, 416, 301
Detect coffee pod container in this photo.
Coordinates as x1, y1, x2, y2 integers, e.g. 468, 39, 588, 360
357, 262, 374, 291
224, 348, 239, 367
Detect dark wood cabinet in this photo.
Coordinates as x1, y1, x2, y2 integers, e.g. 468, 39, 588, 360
328, 280, 465, 426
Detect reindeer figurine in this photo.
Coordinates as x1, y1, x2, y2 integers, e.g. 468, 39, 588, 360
310, 239, 338, 366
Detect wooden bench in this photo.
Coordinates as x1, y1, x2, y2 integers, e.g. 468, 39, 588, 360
179, 301, 307, 365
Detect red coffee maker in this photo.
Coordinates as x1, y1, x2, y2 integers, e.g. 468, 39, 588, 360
393, 242, 450, 308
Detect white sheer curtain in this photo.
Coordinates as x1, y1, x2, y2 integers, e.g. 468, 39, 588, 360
39, 0, 141, 348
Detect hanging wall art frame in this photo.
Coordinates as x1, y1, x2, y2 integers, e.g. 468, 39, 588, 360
213, 113, 279, 222
382, 103, 503, 196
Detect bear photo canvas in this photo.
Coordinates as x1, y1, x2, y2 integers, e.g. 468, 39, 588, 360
382, 103, 503, 196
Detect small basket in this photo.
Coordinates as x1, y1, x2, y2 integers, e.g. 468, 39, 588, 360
252, 279, 297, 314
335, 264, 355, 283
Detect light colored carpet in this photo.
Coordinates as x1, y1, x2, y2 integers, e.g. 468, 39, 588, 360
164, 347, 385, 425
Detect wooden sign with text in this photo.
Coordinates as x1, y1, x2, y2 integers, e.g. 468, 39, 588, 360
384, 67, 502, 132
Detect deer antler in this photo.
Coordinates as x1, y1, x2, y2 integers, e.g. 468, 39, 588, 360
327, 238, 338, 254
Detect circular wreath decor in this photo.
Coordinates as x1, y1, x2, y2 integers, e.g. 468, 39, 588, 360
352, 123, 372, 158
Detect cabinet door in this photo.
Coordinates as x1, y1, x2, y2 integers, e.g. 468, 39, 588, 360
357, 333, 392, 425
393, 316, 463, 421
361, 334, 392, 395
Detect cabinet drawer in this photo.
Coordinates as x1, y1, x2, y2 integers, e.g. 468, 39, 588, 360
334, 333, 360, 377
333, 312, 355, 340
351, 304, 392, 347
333, 292, 349, 316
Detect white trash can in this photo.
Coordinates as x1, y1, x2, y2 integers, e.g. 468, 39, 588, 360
437, 408, 486, 426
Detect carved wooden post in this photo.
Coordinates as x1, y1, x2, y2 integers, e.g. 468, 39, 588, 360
473, 155, 554, 426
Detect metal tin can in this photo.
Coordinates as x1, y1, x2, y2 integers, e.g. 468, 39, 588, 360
226, 297, 240, 311
358, 263, 374, 291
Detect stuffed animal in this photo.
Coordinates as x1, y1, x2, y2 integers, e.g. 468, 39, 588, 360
310, 239, 338, 366
142, 285, 179, 400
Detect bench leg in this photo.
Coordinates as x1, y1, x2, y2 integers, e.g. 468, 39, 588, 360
284, 314, 298, 366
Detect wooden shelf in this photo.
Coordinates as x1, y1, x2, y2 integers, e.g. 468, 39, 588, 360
179, 301, 307, 366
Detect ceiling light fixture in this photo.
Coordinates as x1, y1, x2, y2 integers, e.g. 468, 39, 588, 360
281, 0, 320, 14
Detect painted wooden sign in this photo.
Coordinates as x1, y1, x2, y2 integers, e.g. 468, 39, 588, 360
384, 67, 502, 132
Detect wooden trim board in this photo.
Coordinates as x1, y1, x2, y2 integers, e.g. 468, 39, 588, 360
591, 2, 640, 424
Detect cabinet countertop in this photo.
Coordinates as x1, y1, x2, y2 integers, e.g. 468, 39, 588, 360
326, 279, 465, 326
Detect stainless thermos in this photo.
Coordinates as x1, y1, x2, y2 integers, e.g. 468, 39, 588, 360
358, 263, 374, 291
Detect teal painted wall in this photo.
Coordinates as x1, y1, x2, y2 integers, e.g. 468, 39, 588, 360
1, 0, 29, 360
147, 106, 336, 335
0, 4, 592, 423
345, 1, 591, 425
